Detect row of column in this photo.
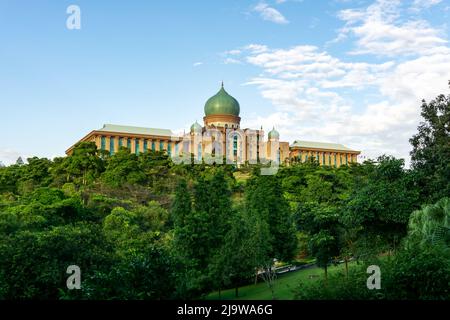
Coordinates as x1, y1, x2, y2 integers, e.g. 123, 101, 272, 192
95, 135, 177, 155
296, 150, 357, 167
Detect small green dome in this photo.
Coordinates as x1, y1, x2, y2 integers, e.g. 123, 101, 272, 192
190, 121, 202, 133
268, 127, 279, 139
204, 83, 240, 117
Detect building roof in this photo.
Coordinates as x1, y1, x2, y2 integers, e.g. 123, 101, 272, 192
204, 83, 240, 117
98, 124, 174, 137
290, 140, 359, 152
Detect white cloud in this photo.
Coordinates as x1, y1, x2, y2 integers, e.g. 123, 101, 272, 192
226, 49, 242, 55
193, 62, 203, 67
411, 0, 442, 11
336, 0, 448, 56
225, 27, 450, 164
244, 44, 269, 54
224, 57, 242, 65
254, 3, 289, 24
222, 0, 450, 164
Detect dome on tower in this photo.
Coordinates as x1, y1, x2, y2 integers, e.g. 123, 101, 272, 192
268, 127, 279, 140
204, 83, 240, 117
190, 121, 202, 133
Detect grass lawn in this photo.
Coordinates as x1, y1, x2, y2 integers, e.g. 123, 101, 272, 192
207, 262, 352, 300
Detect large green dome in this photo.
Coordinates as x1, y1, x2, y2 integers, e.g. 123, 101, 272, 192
204, 83, 240, 117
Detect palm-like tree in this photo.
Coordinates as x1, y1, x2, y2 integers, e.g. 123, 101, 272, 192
407, 198, 450, 247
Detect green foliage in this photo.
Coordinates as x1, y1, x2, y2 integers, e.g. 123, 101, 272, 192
410, 94, 450, 202
101, 148, 146, 188
406, 197, 450, 248
246, 173, 297, 261
343, 155, 420, 251
297, 204, 341, 275
55, 142, 105, 186
294, 264, 379, 300
0, 222, 113, 299
295, 243, 450, 300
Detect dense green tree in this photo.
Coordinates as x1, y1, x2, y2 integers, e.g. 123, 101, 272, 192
343, 156, 420, 252
211, 208, 258, 298
0, 164, 23, 194
410, 92, 450, 202
101, 147, 146, 188
16, 157, 52, 193
297, 204, 341, 280
171, 179, 192, 228
59, 142, 105, 186
0, 222, 112, 299
139, 150, 173, 194
246, 172, 297, 261
406, 197, 450, 248
93, 246, 177, 300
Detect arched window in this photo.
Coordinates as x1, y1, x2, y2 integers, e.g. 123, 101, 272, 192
233, 135, 238, 156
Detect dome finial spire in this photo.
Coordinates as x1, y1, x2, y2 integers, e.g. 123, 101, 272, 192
221, 80, 224, 88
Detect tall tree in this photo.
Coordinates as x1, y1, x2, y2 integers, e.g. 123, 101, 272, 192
171, 179, 192, 227
343, 156, 420, 252
101, 147, 146, 188
298, 204, 341, 281
246, 172, 297, 261
60, 142, 105, 186
410, 91, 450, 202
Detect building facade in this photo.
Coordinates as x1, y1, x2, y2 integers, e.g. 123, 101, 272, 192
66, 83, 360, 167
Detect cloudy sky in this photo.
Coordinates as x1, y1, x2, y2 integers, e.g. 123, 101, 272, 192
1, 0, 449, 165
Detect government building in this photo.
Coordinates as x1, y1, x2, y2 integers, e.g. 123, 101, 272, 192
66, 83, 360, 167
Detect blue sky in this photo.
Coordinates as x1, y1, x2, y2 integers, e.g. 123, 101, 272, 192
1, 0, 450, 165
